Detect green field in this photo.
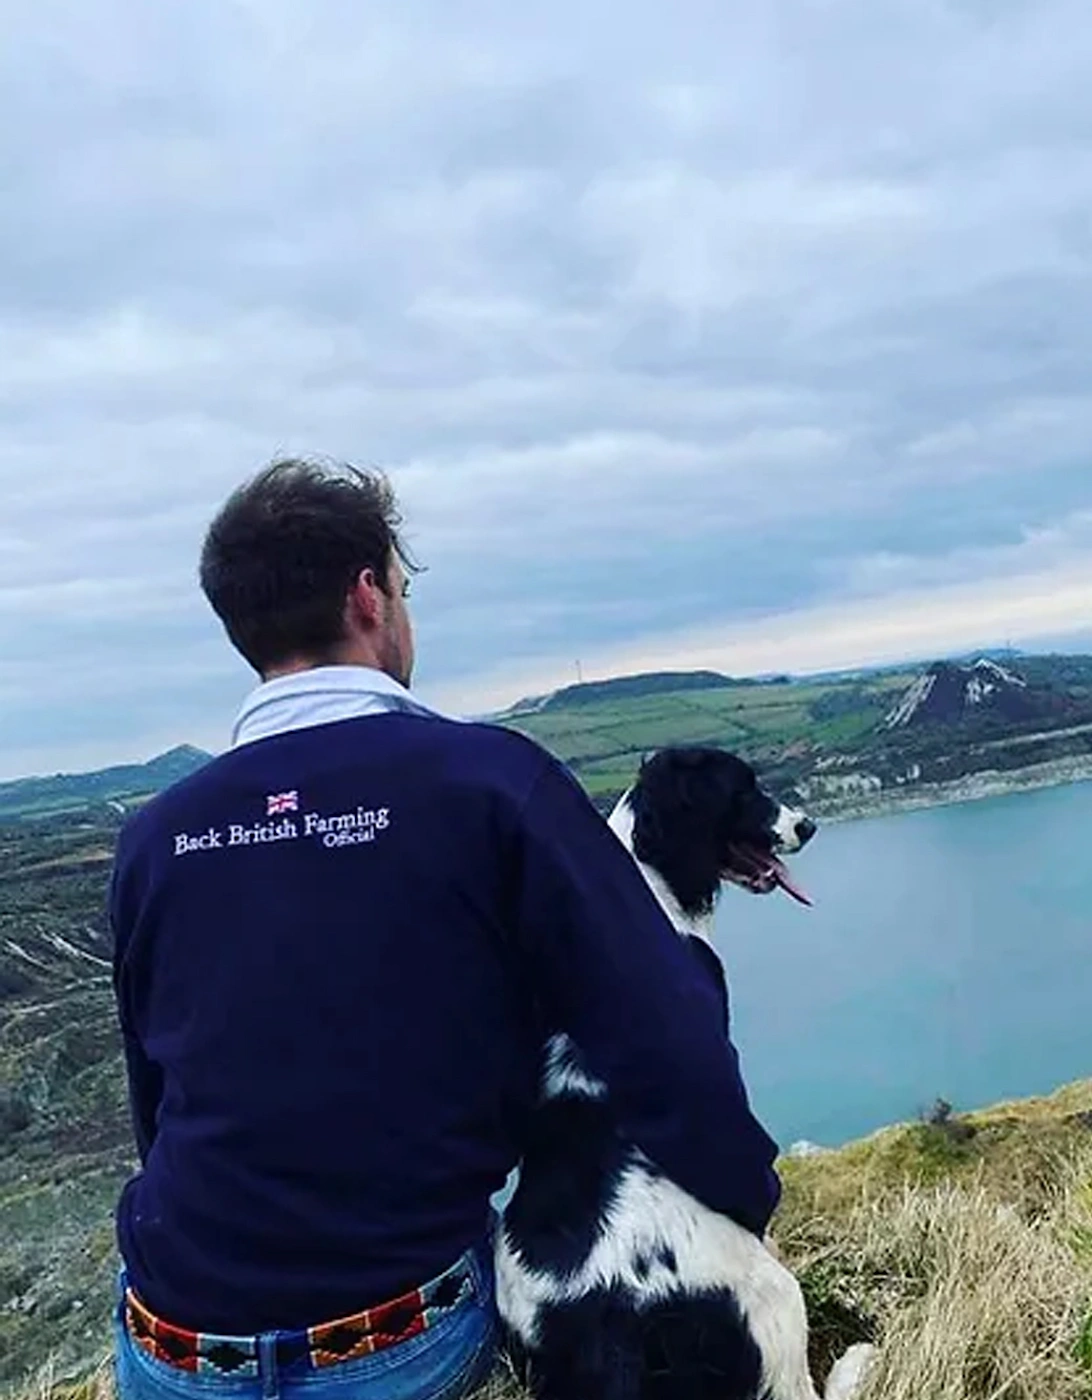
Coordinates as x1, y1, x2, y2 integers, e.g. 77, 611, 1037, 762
499, 654, 1092, 813
506, 670, 913, 805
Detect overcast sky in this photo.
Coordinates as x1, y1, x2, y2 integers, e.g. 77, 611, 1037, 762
3, 0, 1092, 778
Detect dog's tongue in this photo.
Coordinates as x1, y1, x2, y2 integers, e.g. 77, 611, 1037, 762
729, 844, 813, 907
770, 856, 812, 908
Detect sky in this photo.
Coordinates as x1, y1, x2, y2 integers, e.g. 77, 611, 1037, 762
3, 0, 1092, 779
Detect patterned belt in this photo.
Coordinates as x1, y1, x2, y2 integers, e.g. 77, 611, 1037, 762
124, 1253, 476, 1378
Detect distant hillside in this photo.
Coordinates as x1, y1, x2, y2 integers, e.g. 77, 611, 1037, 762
8, 650, 1092, 827
504, 669, 750, 716
504, 653, 1092, 817
0, 744, 212, 822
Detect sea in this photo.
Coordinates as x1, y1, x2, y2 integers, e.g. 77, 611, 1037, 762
715, 779, 1092, 1149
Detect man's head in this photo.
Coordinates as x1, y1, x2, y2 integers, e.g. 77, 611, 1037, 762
200, 458, 418, 684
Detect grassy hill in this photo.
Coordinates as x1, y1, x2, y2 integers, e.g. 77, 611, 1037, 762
503, 667, 910, 802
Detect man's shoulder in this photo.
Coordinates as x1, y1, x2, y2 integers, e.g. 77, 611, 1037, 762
303, 709, 556, 785
443, 717, 551, 766
423, 717, 561, 802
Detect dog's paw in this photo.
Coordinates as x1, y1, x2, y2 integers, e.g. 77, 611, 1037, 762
824, 1342, 876, 1400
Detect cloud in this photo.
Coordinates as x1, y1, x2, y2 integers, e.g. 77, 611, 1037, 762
431, 516, 1092, 714
1, 0, 1092, 776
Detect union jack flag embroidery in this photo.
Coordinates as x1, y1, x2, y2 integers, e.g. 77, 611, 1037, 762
267, 791, 299, 816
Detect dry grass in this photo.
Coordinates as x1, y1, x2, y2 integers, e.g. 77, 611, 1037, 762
470, 1369, 526, 1400
9, 1361, 115, 1400
13, 1084, 1092, 1400
785, 1165, 1092, 1399
777, 1081, 1092, 1399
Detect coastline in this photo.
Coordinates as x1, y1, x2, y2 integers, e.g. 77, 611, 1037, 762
809, 753, 1092, 824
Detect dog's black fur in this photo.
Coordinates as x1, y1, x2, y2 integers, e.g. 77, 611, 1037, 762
495, 747, 869, 1400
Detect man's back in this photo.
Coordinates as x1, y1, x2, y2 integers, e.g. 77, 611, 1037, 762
111, 458, 780, 1400
112, 712, 552, 1334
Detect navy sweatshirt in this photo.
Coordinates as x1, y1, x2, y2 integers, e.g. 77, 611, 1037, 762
110, 713, 780, 1334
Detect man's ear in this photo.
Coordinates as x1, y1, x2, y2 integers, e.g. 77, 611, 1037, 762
345, 568, 386, 632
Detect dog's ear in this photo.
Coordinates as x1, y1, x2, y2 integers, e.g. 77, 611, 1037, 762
630, 749, 737, 908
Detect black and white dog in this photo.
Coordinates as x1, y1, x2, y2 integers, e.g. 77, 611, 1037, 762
496, 747, 873, 1400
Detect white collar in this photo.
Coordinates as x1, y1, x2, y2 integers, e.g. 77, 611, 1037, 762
231, 665, 456, 748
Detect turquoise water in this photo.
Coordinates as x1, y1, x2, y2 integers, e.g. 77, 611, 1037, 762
714, 781, 1092, 1148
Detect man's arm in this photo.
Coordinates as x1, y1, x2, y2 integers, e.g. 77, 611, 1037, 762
109, 854, 163, 1165
510, 757, 780, 1237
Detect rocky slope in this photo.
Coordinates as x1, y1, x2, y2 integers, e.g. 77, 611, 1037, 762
881, 658, 1066, 729
0, 811, 132, 1387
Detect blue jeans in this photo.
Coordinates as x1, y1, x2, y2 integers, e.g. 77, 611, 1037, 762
113, 1251, 498, 1400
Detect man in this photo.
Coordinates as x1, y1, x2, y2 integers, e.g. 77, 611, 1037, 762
110, 459, 780, 1400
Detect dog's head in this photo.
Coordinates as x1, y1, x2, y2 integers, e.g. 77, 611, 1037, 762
622, 746, 815, 919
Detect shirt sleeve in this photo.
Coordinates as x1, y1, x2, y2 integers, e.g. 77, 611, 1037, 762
510, 757, 781, 1236
109, 850, 163, 1166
